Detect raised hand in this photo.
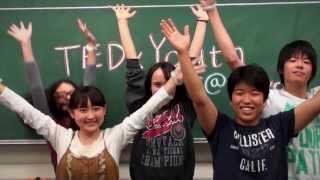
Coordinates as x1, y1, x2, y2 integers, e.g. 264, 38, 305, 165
77, 18, 96, 46
190, 4, 209, 21
199, 0, 216, 6
7, 21, 32, 45
160, 18, 190, 53
112, 4, 136, 20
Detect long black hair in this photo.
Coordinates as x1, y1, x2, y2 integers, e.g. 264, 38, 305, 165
46, 79, 77, 118
143, 62, 189, 108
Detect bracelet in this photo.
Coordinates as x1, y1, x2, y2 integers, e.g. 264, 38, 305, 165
202, 3, 216, 11
197, 19, 209, 23
85, 44, 96, 52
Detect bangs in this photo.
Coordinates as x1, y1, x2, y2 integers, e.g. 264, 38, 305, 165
69, 86, 106, 109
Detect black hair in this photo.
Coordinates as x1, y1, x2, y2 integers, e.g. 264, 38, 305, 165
46, 79, 77, 118
227, 64, 270, 101
277, 40, 317, 85
69, 86, 106, 110
143, 62, 189, 108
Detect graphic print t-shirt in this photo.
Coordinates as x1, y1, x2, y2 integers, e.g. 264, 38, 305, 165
206, 110, 295, 180
263, 87, 320, 180
129, 102, 196, 180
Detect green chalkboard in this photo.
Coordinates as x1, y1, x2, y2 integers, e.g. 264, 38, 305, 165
0, 0, 319, 141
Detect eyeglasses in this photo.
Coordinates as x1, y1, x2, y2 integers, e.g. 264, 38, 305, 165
54, 91, 74, 99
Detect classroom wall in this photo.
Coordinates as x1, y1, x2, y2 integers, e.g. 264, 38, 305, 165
0, 142, 212, 180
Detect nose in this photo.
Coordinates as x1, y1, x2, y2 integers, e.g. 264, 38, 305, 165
242, 94, 251, 103
296, 59, 304, 69
86, 110, 95, 119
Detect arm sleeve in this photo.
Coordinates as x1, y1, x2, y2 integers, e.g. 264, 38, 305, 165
279, 109, 296, 144
83, 64, 97, 86
105, 87, 173, 156
24, 61, 50, 115
125, 59, 146, 113
0, 87, 70, 151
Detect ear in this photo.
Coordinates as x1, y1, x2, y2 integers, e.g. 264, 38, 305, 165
103, 105, 107, 115
68, 109, 75, 119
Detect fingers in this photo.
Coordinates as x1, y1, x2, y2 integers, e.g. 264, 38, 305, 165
8, 24, 18, 32
194, 64, 207, 74
7, 29, 15, 37
113, 4, 136, 19
160, 19, 174, 39
129, 10, 136, 17
183, 25, 190, 36
195, 4, 202, 10
168, 18, 178, 32
27, 22, 32, 32
190, 4, 201, 14
20, 21, 25, 29
77, 18, 86, 32
190, 6, 197, 14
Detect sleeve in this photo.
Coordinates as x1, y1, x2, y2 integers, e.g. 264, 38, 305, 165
202, 111, 230, 146
125, 59, 146, 113
104, 87, 173, 157
0, 87, 70, 151
24, 61, 51, 115
83, 64, 97, 86
278, 109, 295, 144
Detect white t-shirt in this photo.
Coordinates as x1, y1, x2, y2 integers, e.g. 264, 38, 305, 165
262, 86, 320, 180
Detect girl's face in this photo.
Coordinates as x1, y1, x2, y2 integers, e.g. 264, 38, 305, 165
54, 82, 75, 112
283, 53, 313, 87
69, 99, 106, 134
231, 82, 265, 126
150, 68, 167, 95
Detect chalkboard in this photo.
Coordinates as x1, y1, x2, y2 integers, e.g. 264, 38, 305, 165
0, 0, 319, 142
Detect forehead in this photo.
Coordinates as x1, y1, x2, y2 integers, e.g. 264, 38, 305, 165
289, 51, 309, 59
151, 68, 166, 82
234, 81, 258, 91
56, 82, 75, 92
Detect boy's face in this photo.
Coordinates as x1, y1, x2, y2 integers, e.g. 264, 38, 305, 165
231, 81, 265, 126
283, 52, 312, 87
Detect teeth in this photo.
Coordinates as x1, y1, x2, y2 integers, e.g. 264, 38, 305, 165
240, 107, 253, 110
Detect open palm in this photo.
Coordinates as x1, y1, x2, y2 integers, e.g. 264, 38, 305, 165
7, 22, 32, 44
160, 19, 190, 53
112, 4, 136, 20
77, 18, 96, 45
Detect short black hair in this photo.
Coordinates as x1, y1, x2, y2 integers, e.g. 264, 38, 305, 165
227, 64, 270, 101
69, 86, 106, 110
277, 40, 317, 85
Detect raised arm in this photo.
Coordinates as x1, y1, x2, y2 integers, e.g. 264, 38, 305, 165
113, 4, 146, 113
77, 18, 97, 86
7, 22, 50, 115
200, 0, 242, 70
189, 4, 208, 58
160, 19, 217, 135
112, 4, 138, 59
0, 83, 70, 151
294, 90, 320, 134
